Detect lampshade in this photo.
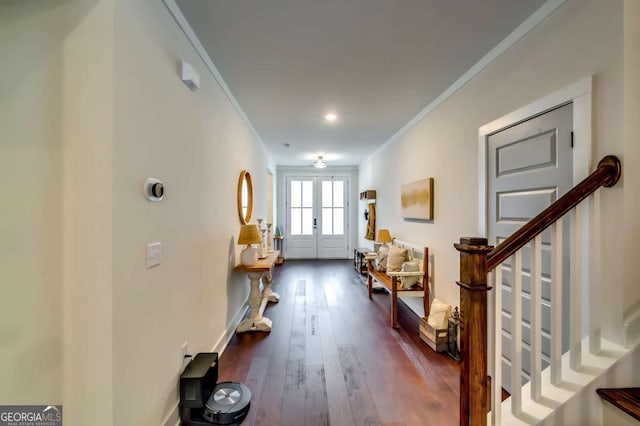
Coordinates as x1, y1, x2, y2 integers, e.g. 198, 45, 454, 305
376, 229, 392, 244
238, 224, 261, 245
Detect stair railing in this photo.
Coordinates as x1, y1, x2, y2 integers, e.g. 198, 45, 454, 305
455, 155, 621, 426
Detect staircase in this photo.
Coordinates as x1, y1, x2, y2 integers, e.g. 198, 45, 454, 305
597, 388, 640, 425
454, 156, 640, 425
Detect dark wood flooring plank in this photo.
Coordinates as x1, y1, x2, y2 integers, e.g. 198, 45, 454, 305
254, 373, 285, 426
324, 354, 357, 426
338, 345, 382, 426
305, 364, 329, 426
242, 357, 270, 426
306, 280, 324, 366
281, 329, 306, 425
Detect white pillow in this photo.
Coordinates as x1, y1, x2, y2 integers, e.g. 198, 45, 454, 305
400, 260, 420, 289
375, 245, 389, 271
427, 298, 452, 330
386, 246, 408, 272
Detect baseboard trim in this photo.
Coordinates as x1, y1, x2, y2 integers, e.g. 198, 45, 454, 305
211, 300, 250, 354
162, 297, 250, 426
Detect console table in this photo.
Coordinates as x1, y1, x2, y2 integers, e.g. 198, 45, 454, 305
235, 250, 280, 332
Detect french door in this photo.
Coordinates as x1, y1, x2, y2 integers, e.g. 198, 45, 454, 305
285, 176, 349, 259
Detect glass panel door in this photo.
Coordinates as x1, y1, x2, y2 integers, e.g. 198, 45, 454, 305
286, 177, 317, 258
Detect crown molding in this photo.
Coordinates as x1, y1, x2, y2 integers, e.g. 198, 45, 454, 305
163, 0, 266, 150
361, 0, 568, 166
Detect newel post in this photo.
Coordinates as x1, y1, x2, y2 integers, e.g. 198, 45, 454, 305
454, 237, 493, 426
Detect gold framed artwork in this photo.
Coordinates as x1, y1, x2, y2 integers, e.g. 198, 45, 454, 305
401, 178, 434, 221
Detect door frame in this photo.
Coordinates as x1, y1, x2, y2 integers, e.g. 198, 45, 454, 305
479, 76, 594, 390
278, 168, 356, 259
478, 76, 593, 236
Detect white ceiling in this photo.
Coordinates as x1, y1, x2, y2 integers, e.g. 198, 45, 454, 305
175, 0, 547, 167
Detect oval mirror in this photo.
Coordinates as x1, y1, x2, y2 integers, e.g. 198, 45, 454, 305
237, 170, 253, 225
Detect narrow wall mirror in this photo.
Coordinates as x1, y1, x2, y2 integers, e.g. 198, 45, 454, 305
237, 170, 253, 225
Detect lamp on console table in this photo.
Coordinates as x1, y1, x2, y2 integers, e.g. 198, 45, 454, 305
238, 224, 262, 266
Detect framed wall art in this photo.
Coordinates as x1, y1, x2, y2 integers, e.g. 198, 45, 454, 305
401, 178, 434, 221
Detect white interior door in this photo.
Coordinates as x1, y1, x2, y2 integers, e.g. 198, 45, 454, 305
487, 103, 573, 392
285, 175, 349, 259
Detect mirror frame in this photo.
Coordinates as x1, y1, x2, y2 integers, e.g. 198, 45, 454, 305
237, 170, 253, 225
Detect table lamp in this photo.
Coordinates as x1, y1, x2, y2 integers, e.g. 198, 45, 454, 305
376, 229, 393, 247
238, 224, 262, 266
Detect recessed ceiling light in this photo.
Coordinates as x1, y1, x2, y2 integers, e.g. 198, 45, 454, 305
325, 113, 337, 122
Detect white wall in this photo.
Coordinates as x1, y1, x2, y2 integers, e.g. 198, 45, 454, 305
359, 0, 626, 318
623, 0, 640, 324
112, 1, 274, 425
0, 3, 115, 424
1, 0, 273, 425
0, 0, 67, 407
62, 1, 115, 424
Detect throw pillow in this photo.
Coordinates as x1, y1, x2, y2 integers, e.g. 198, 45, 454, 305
375, 245, 389, 271
387, 246, 408, 272
400, 260, 420, 289
427, 298, 453, 330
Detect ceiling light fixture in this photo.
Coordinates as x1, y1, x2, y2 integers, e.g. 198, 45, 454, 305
325, 113, 337, 122
312, 156, 327, 169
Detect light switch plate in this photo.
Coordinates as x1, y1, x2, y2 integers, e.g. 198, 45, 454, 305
147, 242, 162, 268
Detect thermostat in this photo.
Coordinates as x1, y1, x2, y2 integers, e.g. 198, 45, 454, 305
145, 178, 164, 202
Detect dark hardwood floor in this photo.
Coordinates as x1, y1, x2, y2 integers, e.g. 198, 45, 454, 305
219, 260, 460, 426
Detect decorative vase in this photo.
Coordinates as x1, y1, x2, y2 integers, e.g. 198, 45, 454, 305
240, 245, 258, 266
266, 223, 273, 252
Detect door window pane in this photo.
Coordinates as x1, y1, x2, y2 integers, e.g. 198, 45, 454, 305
302, 181, 313, 207
322, 208, 333, 235
333, 208, 344, 235
322, 181, 332, 208
291, 181, 301, 207
302, 208, 313, 235
291, 208, 301, 235
333, 181, 344, 207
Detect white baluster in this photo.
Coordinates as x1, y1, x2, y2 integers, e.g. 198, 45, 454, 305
589, 192, 601, 354
530, 235, 542, 401
492, 266, 503, 426
511, 250, 522, 416
551, 218, 563, 386
570, 207, 584, 370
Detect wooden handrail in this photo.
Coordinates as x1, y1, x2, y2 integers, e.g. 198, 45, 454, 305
455, 154, 621, 426
486, 155, 621, 272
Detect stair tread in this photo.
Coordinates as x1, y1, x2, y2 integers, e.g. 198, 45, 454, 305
597, 388, 640, 421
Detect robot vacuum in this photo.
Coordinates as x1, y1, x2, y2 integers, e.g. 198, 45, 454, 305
203, 382, 251, 425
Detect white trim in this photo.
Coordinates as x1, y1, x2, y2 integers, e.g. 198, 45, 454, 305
212, 298, 250, 353
162, 0, 266, 150
362, 0, 568, 165
477, 76, 593, 236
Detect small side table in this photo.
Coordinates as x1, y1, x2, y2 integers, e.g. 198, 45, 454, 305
235, 251, 280, 332
354, 247, 372, 275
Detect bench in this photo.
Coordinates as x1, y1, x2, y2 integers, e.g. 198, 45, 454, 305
366, 239, 430, 328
